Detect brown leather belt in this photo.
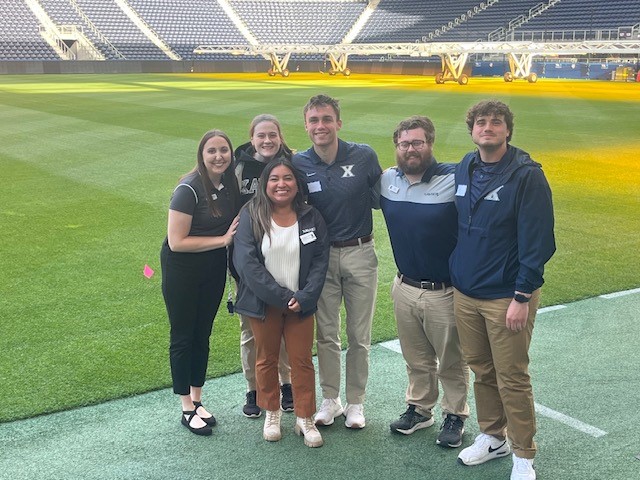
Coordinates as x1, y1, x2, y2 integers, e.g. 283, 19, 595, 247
330, 234, 373, 248
397, 273, 452, 290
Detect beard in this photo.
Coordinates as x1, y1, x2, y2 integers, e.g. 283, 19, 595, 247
397, 152, 431, 176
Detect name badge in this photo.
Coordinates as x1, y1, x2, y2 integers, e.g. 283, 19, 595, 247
300, 232, 317, 244
307, 181, 322, 193
388, 185, 400, 194
455, 184, 467, 197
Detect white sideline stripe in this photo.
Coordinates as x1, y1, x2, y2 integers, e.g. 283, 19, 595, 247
600, 287, 640, 299
379, 341, 608, 438
535, 403, 607, 438
379, 339, 402, 354
537, 305, 566, 313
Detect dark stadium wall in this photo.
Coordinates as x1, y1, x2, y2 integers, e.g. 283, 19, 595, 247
0, 59, 452, 76
0, 59, 633, 80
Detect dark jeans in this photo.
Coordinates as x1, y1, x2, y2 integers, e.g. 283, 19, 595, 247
161, 241, 227, 395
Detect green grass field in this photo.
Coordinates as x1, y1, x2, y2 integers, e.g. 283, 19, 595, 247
1, 73, 639, 423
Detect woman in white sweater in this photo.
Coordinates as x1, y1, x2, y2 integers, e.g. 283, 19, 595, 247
232, 158, 329, 447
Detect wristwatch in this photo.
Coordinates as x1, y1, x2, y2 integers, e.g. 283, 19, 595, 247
514, 293, 531, 303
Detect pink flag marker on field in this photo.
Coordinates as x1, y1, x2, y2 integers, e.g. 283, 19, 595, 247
143, 264, 155, 279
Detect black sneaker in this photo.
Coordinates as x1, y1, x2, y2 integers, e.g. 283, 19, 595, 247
280, 383, 294, 412
436, 413, 465, 447
390, 405, 434, 435
242, 390, 261, 418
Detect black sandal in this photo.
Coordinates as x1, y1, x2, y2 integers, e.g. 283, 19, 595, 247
181, 410, 212, 436
193, 401, 217, 426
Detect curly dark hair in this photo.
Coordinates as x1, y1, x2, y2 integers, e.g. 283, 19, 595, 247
465, 100, 514, 142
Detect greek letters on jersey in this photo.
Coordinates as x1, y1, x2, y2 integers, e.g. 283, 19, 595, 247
341, 165, 355, 177
234, 142, 271, 207
241, 177, 259, 196
301, 163, 362, 194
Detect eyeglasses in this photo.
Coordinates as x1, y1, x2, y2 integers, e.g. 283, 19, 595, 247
396, 140, 426, 151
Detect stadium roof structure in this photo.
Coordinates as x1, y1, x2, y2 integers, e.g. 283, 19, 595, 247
194, 40, 640, 84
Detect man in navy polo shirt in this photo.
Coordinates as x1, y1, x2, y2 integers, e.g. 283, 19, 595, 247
379, 115, 469, 448
293, 94, 382, 429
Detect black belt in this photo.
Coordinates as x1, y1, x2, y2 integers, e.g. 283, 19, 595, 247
331, 234, 373, 248
397, 273, 451, 290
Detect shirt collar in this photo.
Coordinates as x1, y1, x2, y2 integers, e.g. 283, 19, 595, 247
308, 138, 347, 165
472, 145, 514, 174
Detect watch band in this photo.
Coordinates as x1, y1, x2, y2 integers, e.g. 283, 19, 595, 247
514, 293, 531, 303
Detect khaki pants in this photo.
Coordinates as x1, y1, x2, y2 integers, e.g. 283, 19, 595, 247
316, 241, 378, 404
454, 288, 541, 459
392, 276, 469, 418
249, 306, 316, 418
240, 314, 290, 391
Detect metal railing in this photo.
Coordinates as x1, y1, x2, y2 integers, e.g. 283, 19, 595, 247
423, 0, 500, 42
504, 28, 636, 42
39, 25, 76, 60
68, 0, 125, 59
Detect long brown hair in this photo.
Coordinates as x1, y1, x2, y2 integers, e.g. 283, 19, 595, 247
246, 159, 306, 242
182, 129, 240, 217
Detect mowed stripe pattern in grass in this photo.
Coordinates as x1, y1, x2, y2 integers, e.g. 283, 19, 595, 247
0, 74, 638, 422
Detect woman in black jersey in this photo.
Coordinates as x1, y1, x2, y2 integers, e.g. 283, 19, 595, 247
161, 129, 240, 436
232, 114, 296, 418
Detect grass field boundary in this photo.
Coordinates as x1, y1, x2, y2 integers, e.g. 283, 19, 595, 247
600, 287, 640, 299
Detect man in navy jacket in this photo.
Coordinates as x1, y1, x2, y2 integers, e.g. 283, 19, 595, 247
451, 100, 555, 480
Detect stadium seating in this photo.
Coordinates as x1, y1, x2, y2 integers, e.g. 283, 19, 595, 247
517, 0, 640, 40
436, 0, 543, 42
38, 0, 121, 59
71, 0, 167, 59
127, 0, 249, 60
1, 0, 638, 61
230, 0, 366, 44
354, 0, 485, 43
0, 0, 59, 60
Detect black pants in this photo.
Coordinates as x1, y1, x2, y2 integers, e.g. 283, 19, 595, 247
161, 241, 227, 395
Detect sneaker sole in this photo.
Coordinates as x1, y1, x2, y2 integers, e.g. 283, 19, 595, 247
457, 448, 510, 466
345, 421, 365, 429
263, 432, 282, 442
314, 410, 344, 426
344, 415, 365, 429
436, 427, 464, 447
243, 411, 262, 418
436, 438, 463, 448
391, 417, 435, 435
280, 406, 295, 413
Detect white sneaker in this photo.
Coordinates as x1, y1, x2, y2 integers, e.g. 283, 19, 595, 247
263, 410, 282, 442
314, 398, 344, 426
295, 417, 324, 448
511, 454, 536, 480
457, 433, 511, 466
343, 403, 365, 429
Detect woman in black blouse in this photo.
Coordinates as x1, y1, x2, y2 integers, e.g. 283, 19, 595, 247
161, 129, 240, 436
